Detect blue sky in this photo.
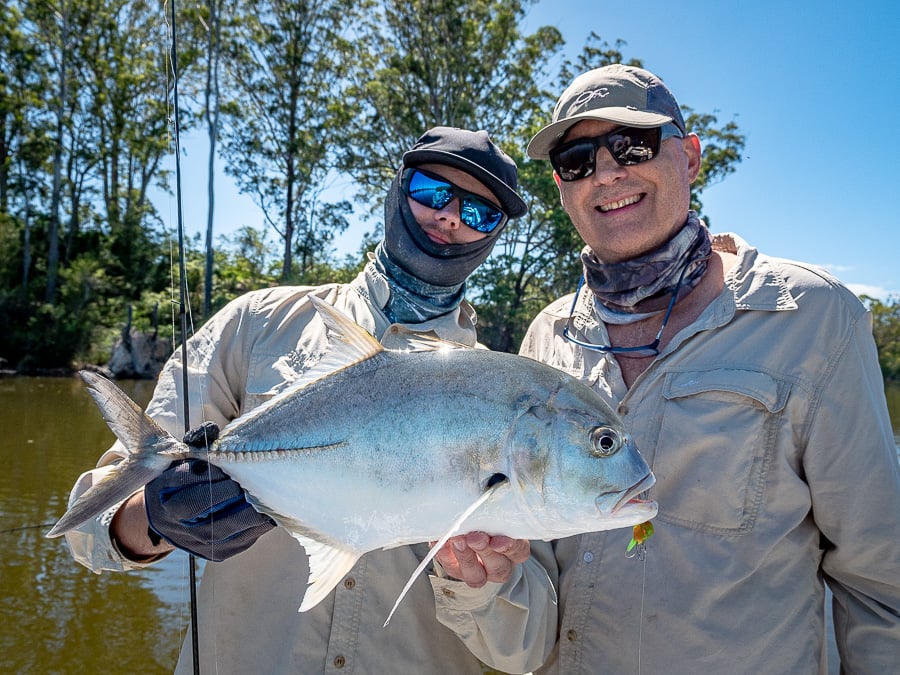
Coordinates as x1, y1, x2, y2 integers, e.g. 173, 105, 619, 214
158, 0, 900, 300
524, 0, 900, 300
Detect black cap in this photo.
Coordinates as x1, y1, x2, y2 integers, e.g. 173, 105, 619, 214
403, 127, 528, 218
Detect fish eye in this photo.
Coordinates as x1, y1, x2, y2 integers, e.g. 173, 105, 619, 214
589, 426, 621, 457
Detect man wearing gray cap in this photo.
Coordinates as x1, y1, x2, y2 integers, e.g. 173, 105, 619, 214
436, 65, 900, 673
60, 126, 539, 673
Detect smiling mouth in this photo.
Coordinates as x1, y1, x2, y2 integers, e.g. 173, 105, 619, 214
599, 194, 642, 212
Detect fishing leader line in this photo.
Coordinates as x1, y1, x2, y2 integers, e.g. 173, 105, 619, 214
636, 548, 647, 675
163, 1, 206, 672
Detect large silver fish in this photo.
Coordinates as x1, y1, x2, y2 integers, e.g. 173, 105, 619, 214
48, 296, 657, 620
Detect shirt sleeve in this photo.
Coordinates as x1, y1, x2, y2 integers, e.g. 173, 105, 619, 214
63, 449, 165, 572
807, 309, 900, 669
430, 539, 559, 674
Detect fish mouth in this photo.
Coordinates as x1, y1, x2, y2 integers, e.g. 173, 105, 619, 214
597, 472, 657, 516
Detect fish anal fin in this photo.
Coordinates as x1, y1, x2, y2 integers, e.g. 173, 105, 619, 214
292, 533, 362, 613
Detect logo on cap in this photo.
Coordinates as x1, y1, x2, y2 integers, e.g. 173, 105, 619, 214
573, 87, 611, 108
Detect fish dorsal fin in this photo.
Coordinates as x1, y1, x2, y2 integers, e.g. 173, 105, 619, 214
380, 325, 474, 354
308, 295, 383, 364
291, 533, 362, 612
382, 476, 510, 627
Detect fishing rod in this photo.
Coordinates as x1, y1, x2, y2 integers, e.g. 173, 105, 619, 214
167, 1, 202, 673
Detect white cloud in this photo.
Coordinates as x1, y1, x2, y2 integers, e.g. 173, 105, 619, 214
846, 283, 898, 301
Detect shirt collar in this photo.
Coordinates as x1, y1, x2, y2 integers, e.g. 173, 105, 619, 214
716, 233, 799, 312
554, 232, 799, 338
352, 255, 480, 346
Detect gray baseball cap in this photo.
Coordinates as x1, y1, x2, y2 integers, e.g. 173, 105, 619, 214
527, 64, 687, 160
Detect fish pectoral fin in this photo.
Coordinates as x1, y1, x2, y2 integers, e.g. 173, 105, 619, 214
292, 534, 362, 613
382, 477, 511, 627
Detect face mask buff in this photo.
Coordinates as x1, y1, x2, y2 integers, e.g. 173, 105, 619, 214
381, 172, 502, 286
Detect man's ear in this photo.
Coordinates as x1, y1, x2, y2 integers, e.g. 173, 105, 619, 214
685, 134, 702, 183
553, 171, 567, 209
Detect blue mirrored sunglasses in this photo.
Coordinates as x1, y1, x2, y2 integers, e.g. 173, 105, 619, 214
403, 168, 507, 233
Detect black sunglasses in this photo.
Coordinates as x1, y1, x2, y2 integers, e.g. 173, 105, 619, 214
550, 124, 683, 182
403, 168, 507, 233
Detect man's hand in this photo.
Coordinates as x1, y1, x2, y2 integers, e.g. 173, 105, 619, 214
141, 424, 274, 562
144, 458, 276, 562
433, 532, 531, 587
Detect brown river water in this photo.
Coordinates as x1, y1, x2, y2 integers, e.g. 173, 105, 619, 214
1, 376, 898, 674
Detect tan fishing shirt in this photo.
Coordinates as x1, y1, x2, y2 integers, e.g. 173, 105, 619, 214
63, 260, 558, 674
435, 233, 900, 674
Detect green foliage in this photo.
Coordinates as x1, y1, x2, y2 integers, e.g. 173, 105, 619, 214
340, 0, 562, 208
684, 106, 745, 222
862, 295, 900, 380
0, 1, 762, 372
0, 252, 109, 370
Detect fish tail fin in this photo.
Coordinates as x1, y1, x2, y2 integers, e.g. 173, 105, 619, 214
46, 371, 189, 538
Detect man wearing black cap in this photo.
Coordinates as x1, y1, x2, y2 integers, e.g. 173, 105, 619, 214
435, 65, 900, 673
60, 127, 540, 673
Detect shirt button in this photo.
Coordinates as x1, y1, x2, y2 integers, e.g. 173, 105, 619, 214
442, 588, 456, 598
583, 551, 594, 563
343, 578, 356, 590
618, 404, 629, 416
333, 655, 346, 668
567, 629, 577, 642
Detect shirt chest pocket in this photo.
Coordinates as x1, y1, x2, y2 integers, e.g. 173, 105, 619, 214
650, 368, 790, 534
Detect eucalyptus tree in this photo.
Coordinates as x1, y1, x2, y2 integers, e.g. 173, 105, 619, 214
1, 0, 190, 369
0, 2, 43, 216
217, 0, 369, 281
340, 0, 563, 207
78, 0, 174, 297
200, 0, 226, 316
0, 1, 49, 298
23, 0, 87, 304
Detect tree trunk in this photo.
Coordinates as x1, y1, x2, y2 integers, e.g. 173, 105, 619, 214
203, 0, 222, 317
45, 6, 70, 305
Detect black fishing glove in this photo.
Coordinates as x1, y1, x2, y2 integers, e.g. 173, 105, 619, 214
144, 422, 275, 562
